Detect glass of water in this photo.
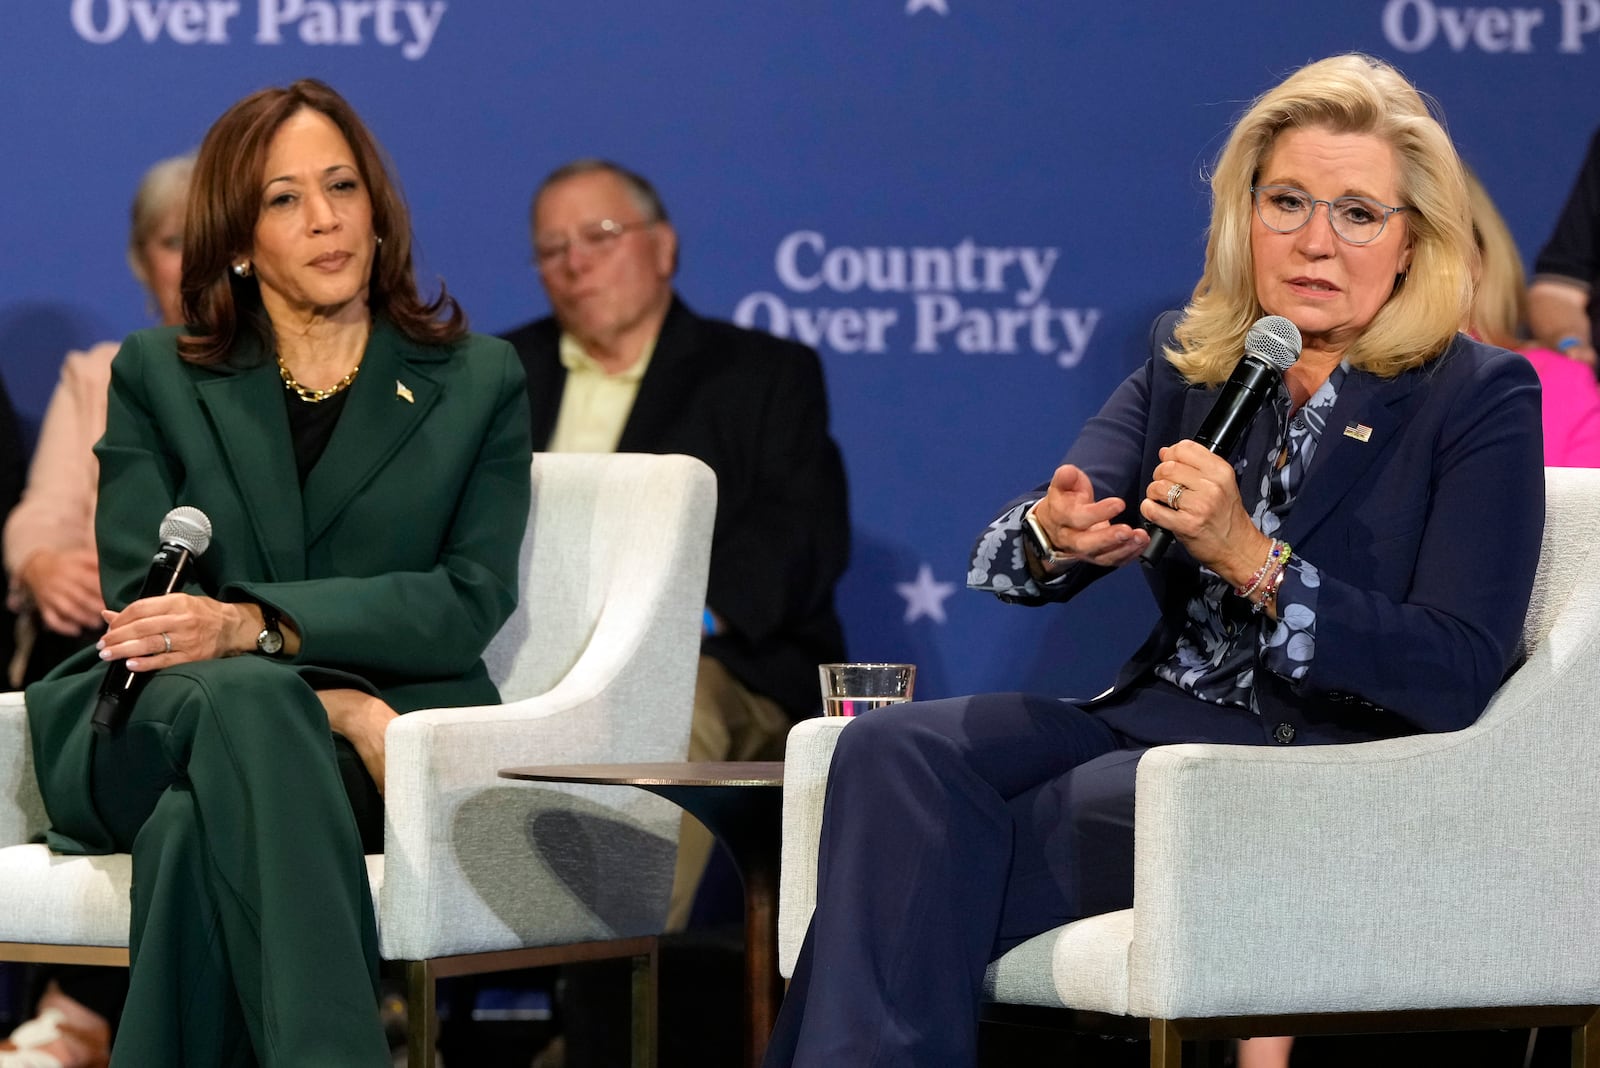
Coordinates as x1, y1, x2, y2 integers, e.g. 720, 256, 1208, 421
818, 663, 916, 717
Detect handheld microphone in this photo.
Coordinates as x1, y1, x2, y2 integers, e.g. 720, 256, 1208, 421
1141, 316, 1301, 564
91, 507, 213, 735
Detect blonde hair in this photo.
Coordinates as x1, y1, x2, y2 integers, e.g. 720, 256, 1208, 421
126, 152, 195, 288
1463, 168, 1526, 351
1170, 54, 1474, 385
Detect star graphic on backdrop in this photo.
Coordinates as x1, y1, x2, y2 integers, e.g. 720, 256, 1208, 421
896, 564, 957, 624
906, 0, 949, 14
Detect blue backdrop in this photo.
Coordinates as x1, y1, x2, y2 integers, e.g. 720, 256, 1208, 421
3, 1, 1595, 704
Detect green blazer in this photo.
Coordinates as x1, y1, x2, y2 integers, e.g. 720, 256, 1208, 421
26, 319, 532, 853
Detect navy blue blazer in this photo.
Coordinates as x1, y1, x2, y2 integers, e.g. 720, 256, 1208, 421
989, 312, 1545, 746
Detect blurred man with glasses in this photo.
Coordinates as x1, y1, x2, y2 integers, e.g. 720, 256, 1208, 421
503, 159, 850, 931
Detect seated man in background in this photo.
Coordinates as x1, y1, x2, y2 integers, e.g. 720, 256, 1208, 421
503, 158, 850, 929
5, 153, 193, 690
1467, 167, 1600, 467
1529, 125, 1600, 368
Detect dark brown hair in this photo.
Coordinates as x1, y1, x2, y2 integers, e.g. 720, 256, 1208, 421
179, 78, 465, 364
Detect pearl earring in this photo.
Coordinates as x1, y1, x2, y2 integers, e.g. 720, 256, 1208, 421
232, 262, 251, 278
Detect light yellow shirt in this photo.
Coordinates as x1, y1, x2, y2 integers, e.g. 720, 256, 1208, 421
546, 332, 658, 453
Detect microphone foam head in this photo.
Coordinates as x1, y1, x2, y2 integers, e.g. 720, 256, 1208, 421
159, 506, 213, 556
1245, 315, 1302, 371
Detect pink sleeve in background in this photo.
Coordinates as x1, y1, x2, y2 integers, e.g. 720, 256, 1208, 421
2, 342, 117, 596
1524, 348, 1600, 469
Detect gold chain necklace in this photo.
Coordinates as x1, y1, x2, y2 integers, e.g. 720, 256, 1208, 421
277, 354, 362, 403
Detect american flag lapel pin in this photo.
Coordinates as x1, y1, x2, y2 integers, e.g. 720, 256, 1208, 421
1343, 422, 1372, 443
396, 380, 415, 404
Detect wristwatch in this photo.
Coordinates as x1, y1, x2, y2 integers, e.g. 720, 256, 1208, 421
1021, 501, 1076, 568
256, 605, 285, 657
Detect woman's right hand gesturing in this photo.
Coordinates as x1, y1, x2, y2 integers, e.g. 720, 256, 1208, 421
1030, 464, 1150, 570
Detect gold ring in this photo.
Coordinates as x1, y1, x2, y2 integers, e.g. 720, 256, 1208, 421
1166, 483, 1186, 510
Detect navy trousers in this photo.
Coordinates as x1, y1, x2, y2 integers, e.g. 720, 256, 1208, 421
764, 686, 1267, 1067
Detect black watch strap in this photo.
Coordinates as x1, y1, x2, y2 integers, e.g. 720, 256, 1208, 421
256, 605, 285, 657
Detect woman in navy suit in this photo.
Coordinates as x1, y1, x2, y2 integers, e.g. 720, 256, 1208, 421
764, 54, 1545, 1067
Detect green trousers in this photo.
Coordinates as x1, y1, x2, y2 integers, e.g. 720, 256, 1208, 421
87, 656, 390, 1068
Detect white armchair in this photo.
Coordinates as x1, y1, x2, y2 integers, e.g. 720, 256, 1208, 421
778, 466, 1600, 1065
0, 452, 717, 1068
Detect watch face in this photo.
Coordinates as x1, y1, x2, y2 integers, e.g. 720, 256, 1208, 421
258, 628, 284, 656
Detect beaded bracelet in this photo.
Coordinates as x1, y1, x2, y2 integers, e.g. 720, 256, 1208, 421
1236, 539, 1288, 600
1257, 543, 1293, 609
1252, 561, 1289, 615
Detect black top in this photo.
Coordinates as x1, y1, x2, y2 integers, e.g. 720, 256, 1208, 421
282, 385, 350, 484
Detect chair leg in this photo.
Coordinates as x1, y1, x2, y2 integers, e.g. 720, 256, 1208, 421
630, 948, 658, 1068
1150, 1019, 1183, 1068
407, 960, 436, 1068
1575, 1008, 1600, 1068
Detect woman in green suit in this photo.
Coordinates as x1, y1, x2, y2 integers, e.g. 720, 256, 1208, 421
24, 80, 531, 1067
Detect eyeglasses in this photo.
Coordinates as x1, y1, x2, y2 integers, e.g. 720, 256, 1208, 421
1251, 185, 1408, 245
534, 218, 656, 266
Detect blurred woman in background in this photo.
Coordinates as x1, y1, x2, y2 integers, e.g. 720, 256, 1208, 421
0, 152, 192, 1068
5, 153, 194, 690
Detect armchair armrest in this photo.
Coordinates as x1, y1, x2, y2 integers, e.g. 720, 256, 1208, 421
381, 532, 705, 963
0, 691, 46, 848
377, 452, 714, 963
1128, 582, 1600, 1019
777, 716, 851, 977
381, 690, 689, 962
